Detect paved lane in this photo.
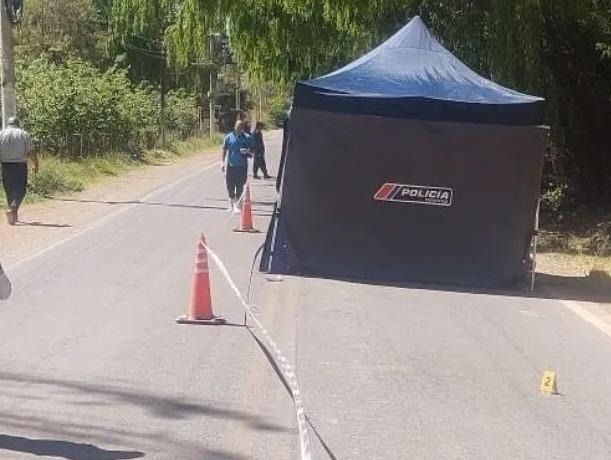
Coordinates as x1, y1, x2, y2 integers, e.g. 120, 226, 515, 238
1, 130, 610, 460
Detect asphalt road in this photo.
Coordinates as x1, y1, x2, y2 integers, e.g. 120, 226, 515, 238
1, 131, 610, 460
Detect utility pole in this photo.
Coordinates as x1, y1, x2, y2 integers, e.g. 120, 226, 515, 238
208, 34, 215, 137
235, 59, 241, 112
258, 85, 263, 121
159, 61, 166, 147
0, 0, 17, 128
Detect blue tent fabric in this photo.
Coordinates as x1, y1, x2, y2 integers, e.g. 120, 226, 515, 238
294, 16, 545, 125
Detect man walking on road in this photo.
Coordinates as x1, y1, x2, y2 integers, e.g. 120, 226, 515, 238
0, 117, 39, 225
252, 122, 271, 179
222, 119, 252, 213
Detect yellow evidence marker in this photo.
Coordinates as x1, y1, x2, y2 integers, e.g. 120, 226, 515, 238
540, 370, 558, 395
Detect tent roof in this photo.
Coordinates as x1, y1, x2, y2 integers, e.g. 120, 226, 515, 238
294, 16, 545, 124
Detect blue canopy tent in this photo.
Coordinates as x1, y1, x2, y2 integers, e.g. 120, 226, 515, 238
295, 16, 543, 124
261, 16, 547, 288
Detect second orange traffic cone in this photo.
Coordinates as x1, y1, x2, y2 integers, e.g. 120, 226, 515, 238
176, 234, 226, 325
234, 183, 259, 233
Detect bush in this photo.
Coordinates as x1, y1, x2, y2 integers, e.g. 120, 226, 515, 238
268, 94, 291, 127
166, 89, 199, 140
29, 168, 83, 197
18, 57, 159, 156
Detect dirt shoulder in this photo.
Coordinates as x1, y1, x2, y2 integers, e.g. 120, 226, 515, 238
1, 149, 217, 267
536, 252, 610, 313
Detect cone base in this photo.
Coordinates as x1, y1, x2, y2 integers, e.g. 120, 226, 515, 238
176, 315, 226, 325
233, 227, 260, 233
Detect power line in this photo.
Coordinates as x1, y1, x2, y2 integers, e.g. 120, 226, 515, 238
122, 40, 167, 60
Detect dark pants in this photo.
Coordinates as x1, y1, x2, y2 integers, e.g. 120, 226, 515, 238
226, 165, 247, 200
253, 153, 269, 177
1, 162, 28, 211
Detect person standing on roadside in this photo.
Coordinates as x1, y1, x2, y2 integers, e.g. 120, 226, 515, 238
252, 122, 271, 179
0, 117, 39, 225
222, 119, 252, 213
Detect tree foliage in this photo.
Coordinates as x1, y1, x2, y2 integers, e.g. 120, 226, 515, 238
16, 0, 107, 63
110, 0, 178, 83
152, 0, 611, 206
11, 0, 611, 205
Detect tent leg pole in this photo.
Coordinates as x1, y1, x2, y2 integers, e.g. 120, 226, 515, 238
530, 199, 541, 292
266, 121, 289, 273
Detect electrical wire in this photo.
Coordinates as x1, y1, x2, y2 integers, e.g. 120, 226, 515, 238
245, 243, 265, 325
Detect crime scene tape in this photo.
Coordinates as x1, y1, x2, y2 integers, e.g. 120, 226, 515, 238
202, 242, 313, 460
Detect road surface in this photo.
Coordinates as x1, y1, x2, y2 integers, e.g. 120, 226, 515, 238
0, 131, 610, 459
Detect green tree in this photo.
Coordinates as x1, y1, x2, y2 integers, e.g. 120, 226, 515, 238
111, 0, 182, 145
163, 0, 611, 207
16, 0, 107, 63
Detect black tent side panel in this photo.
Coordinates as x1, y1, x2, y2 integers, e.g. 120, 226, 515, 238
263, 108, 545, 287
260, 118, 300, 274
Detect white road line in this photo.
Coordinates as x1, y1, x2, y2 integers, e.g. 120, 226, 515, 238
557, 298, 611, 341
6, 160, 220, 271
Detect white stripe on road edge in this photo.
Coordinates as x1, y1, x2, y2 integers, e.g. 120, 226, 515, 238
203, 241, 313, 460
7, 160, 220, 271
558, 299, 611, 341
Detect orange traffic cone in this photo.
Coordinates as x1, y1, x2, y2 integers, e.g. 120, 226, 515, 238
176, 234, 226, 325
233, 183, 259, 233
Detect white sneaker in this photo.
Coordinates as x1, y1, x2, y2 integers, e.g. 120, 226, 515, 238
228, 199, 235, 212
233, 203, 241, 214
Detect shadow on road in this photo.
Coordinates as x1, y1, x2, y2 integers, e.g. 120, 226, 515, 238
47, 197, 273, 217
534, 271, 611, 304
0, 371, 289, 433
0, 434, 143, 460
16, 221, 72, 228
288, 271, 611, 305
202, 197, 277, 207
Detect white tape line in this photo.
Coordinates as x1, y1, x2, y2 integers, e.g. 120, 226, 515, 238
203, 242, 313, 460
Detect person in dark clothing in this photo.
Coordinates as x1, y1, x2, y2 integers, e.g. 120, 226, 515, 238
222, 119, 253, 213
252, 122, 271, 179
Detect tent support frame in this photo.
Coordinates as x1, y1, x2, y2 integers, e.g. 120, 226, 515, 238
265, 122, 290, 273
529, 199, 541, 292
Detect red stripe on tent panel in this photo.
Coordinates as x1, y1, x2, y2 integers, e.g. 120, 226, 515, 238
374, 183, 396, 201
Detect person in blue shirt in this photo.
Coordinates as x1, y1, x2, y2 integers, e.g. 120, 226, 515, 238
222, 119, 253, 213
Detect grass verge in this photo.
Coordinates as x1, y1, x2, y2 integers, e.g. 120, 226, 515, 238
538, 252, 611, 277
539, 211, 611, 278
